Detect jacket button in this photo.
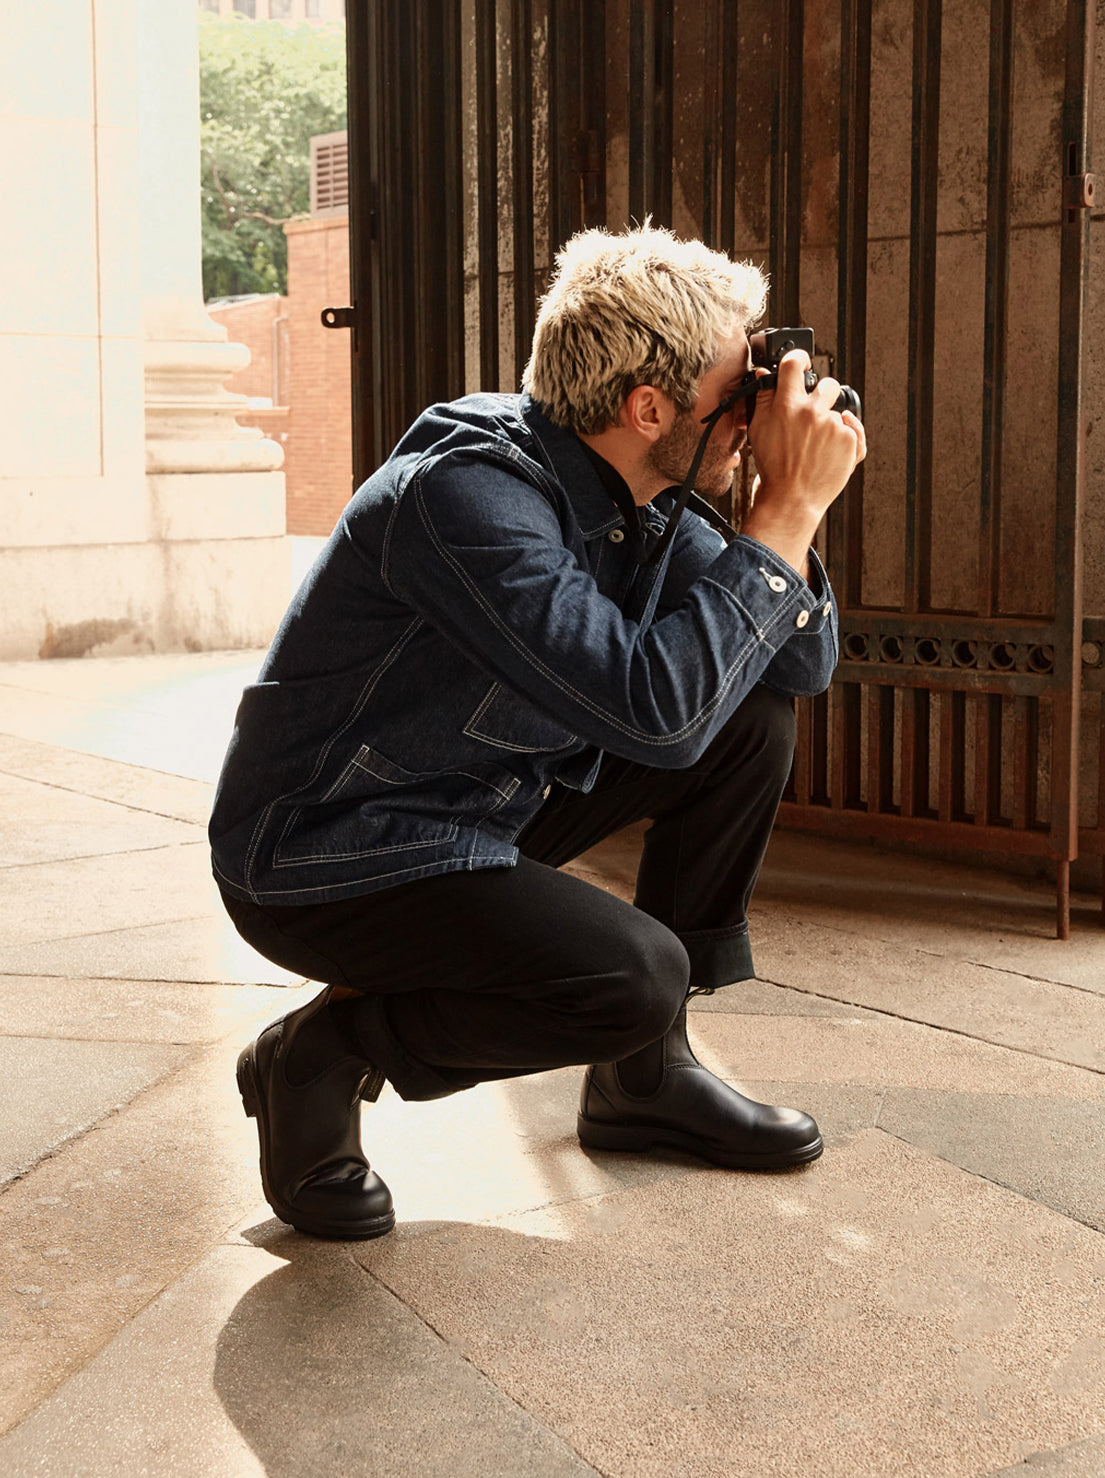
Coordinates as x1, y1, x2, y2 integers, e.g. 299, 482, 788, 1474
767, 573, 787, 593
795, 609, 810, 628
608, 529, 625, 543
542, 785, 552, 799
823, 601, 832, 618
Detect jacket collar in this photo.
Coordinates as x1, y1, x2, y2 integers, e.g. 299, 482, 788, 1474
519, 395, 632, 539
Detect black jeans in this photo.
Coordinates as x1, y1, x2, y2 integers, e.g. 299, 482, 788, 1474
221, 685, 795, 1100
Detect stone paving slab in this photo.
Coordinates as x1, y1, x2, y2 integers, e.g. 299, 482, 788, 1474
0, 1037, 186, 1183
0, 1243, 600, 1478
0, 977, 305, 1045
751, 912, 1105, 1069
0, 1011, 302, 1436
756, 833, 1105, 990
694, 1011, 1105, 1101
0, 843, 216, 949
0, 733, 213, 826
0, 916, 301, 987
357, 1130, 1105, 1478
689, 977, 884, 1018
878, 1089, 1105, 1232
990, 1433, 1105, 1476
0, 770, 204, 866
0, 653, 260, 784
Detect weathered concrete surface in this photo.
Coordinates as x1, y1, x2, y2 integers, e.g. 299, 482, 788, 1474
0, 651, 1102, 1478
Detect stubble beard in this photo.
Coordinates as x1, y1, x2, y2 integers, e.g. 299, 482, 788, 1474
646, 409, 740, 501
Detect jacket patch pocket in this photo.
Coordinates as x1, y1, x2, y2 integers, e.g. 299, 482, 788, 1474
273, 744, 518, 867
463, 681, 578, 754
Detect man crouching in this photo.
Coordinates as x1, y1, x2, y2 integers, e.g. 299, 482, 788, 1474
210, 223, 865, 1239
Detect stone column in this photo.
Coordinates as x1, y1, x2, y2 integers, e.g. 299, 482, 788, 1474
137, 0, 289, 651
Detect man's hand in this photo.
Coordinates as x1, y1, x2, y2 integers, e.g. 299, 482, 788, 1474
740, 348, 866, 578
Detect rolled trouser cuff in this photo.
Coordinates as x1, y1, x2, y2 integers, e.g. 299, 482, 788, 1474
678, 923, 755, 997
350, 994, 472, 1102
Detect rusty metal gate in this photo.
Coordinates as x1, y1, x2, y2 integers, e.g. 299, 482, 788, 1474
341, 0, 1097, 935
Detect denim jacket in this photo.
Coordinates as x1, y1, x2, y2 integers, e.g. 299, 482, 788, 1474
210, 393, 838, 905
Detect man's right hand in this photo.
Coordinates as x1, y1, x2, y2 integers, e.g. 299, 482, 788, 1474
740, 348, 866, 579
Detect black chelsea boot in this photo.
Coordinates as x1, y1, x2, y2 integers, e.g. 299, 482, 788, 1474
577, 1004, 823, 1170
236, 990, 396, 1239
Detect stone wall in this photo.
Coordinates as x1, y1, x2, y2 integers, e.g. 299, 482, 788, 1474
0, 0, 289, 660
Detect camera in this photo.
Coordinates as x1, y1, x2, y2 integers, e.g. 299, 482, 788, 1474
719, 326, 862, 423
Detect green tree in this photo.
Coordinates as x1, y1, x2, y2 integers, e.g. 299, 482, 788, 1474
199, 18, 346, 300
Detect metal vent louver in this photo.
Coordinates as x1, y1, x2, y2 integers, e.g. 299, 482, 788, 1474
310, 131, 348, 217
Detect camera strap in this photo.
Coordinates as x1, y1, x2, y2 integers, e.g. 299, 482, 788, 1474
641, 385, 748, 567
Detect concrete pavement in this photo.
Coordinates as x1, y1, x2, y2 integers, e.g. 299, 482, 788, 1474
0, 651, 1103, 1477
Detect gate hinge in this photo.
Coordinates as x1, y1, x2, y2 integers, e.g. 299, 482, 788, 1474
321, 305, 356, 330
1064, 173, 1096, 210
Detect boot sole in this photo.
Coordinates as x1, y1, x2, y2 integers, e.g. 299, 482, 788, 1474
237, 1045, 396, 1241
577, 1113, 823, 1171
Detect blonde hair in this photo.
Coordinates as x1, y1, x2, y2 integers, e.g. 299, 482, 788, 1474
522, 223, 768, 434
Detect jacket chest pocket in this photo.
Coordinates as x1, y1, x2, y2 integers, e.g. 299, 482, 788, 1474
463, 681, 578, 754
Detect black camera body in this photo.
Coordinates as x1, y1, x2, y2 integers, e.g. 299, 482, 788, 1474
729, 326, 862, 423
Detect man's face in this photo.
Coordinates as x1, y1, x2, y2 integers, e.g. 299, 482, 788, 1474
645, 328, 753, 499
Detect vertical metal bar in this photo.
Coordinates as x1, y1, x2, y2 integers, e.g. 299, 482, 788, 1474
511, 0, 535, 386
476, 0, 500, 390
628, 0, 652, 223
344, 0, 374, 485
811, 688, 830, 805
548, 1, 577, 246
832, 682, 863, 809
1097, 697, 1105, 917
1058, 859, 1071, 939
866, 686, 894, 813
769, 0, 804, 324
939, 690, 966, 823
899, 684, 918, 818
1011, 696, 1032, 831
978, 0, 1013, 616
580, 3, 607, 228
702, 1, 720, 246
904, 0, 941, 614
973, 693, 1003, 826
718, 0, 738, 256
793, 696, 813, 805
900, 688, 930, 818
833, 0, 870, 611
1050, 0, 1094, 940
652, 0, 674, 226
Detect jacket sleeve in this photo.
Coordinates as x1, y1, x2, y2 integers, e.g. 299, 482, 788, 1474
658, 506, 839, 697
380, 450, 834, 767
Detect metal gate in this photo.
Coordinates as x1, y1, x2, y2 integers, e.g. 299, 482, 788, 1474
341, 0, 1098, 935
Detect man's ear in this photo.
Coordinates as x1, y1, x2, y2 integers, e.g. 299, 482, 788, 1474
621, 385, 673, 444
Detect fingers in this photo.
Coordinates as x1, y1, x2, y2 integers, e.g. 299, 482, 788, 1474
772, 347, 812, 404
841, 409, 866, 465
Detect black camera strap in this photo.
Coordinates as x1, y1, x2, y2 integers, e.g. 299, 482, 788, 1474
641, 383, 751, 567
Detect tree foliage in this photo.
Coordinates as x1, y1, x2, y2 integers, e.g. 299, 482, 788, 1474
199, 18, 346, 300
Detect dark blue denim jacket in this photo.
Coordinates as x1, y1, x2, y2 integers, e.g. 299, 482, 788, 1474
210, 393, 838, 904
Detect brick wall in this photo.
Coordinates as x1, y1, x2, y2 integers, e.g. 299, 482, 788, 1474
205, 293, 287, 404
205, 221, 353, 538
283, 216, 353, 537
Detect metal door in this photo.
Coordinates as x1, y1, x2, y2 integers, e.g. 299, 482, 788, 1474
341, 0, 1097, 934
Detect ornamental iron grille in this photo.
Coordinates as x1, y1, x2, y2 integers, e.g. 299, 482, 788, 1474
341, 0, 1099, 935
